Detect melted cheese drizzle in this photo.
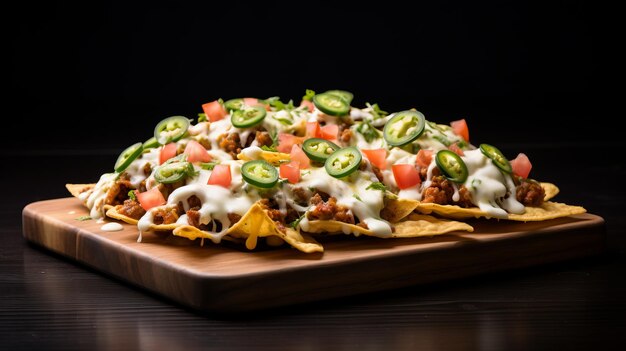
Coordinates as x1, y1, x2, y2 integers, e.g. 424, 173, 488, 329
100, 222, 124, 232
295, 167, 392, 237
137, 160, 259, 243
461, 149, 524, 218
79, 172, 118, 219
80, 101, 527, 242
124, 148, 160, 188
393, 149, 524, 218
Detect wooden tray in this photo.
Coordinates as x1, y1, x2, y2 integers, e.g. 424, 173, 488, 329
22, 198, 605, 313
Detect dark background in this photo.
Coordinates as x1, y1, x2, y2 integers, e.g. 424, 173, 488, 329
6, 3, 626, 350
9, 1, 599, 155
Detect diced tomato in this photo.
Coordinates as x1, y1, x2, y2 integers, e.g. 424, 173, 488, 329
159, 143, 178, 165
448, 143, 465, 156
277, 133, 304, 153
450, 118, 469, 142
415, 149, 433, 168
243, 97, 270, 111
202, 100, 227, 122
361, 149, 387, 170
184, 140, 212, 163
300, 100, 315, 112
280, 161, 300, 184
135, 187, 166, 211
290, 144, 310, 169
320, 124, 338, 140
306, 121, 321, 138
392, 164, 421, 189
510, 153, 532, 179
207, 164, 232, 188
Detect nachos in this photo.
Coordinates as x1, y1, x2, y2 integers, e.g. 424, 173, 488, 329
67, 90, 584, 253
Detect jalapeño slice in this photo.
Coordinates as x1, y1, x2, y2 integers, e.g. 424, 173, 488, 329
231, 106, 267, 128
435, 150, 468, 183
302, 138, 340, 163
325, 147, 362, 178
313, 92, 351, 116
154, 116, 190, 145
114, 142, 143, 173
479, 143, 512, 173
154, 156, 195, 184
142, 137, 159, 150
224, 98, 244, 112
383, 110, 426, 147
324, 90, 354, 104
241, 160, 278, 188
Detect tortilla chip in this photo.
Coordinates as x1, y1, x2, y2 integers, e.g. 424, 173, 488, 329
392, 214, 474, 237
106, 206, 139, 225
134, 205, 182, 232
66, 183, 95, 198
406, 181, 581, 221
506, 202, 586, 221
542, 182, 559, 201
305, 220, 373, 237
237, 151, 290, 166
306, 214, 473, 238
381, 198, 420, 223
173, 203, 323, 253
415, 201, 585, 221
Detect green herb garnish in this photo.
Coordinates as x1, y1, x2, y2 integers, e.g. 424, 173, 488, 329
356, 121, 381, 143
200, 161, 219, 170
290, 213, 306, 229
261, 145, 278, 152
366, 182, 387, 191
302, 89, 316, 101
366, 102, 388, 119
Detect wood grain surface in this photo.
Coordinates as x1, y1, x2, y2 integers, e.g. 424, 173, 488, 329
21, 197, 606, 313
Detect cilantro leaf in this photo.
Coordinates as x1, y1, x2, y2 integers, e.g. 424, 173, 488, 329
261, 145, 278, 152
366, 102, 388, 119
302, 89, 316, 101
433, 135, 451, 146
290, 213, 306, 229
273, 116, 293, 125
270, 129, 279, 146
356, 121, 381, 143
128, 190, 137, 201
353, 194, 363, 202
200, 161, 219, 170
366, 182, 387, 191
197, 113, 208, 123
268, 98, 295, 111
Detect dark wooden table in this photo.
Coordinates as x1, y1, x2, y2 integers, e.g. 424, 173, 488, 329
2, 145, 625, 350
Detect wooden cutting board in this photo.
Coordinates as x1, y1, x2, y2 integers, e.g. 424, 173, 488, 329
22, 197, 605, 313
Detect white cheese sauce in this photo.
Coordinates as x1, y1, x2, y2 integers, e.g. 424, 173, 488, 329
80, 172, 118, 219
296, 167, 392, 237
124, 148, 160, 188
136, 160, 258, 242
100, 222, 124, 232
391, 148, 523, 219
350, 124, 387, 150
461, 149, 524, 218
240, 146, 264, 160
188, 121, 210, 136
417, 121, 465, 151
205, 118, 235, 161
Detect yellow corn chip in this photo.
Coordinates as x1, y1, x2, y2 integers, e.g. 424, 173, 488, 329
66, 183, 95, 198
